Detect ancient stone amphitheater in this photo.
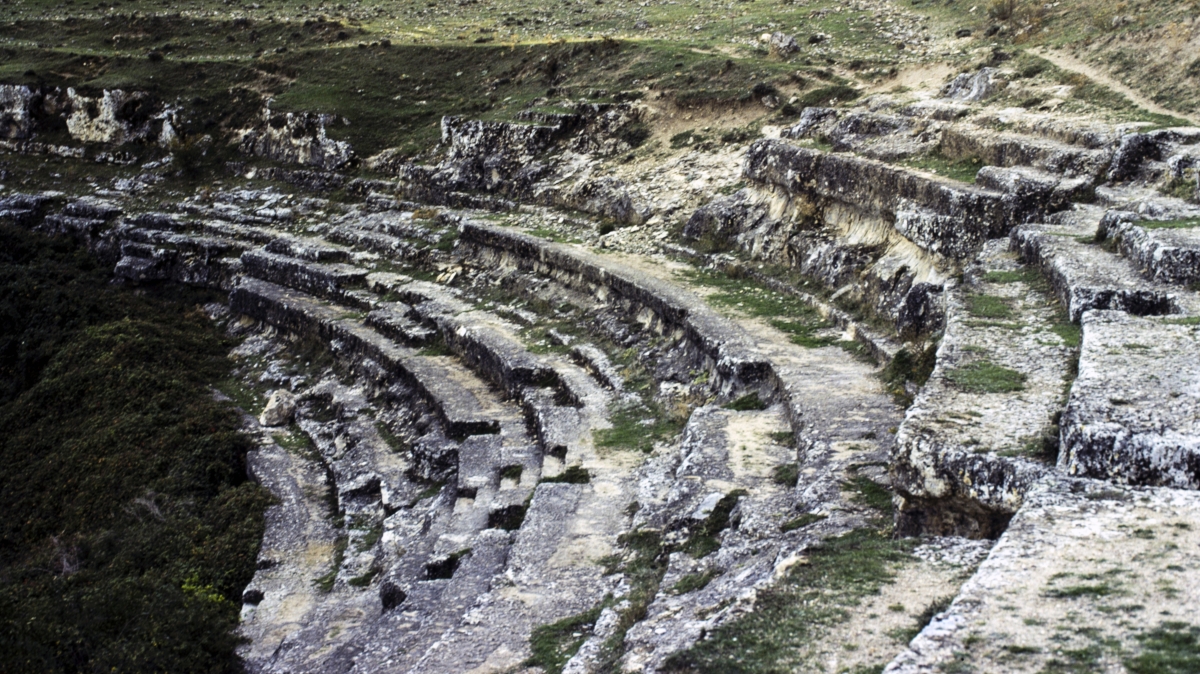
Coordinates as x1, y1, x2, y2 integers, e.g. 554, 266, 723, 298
2, 65, 1198, 673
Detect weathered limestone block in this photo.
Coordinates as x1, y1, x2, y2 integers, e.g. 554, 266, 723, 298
938, 125, 1113, 178
887, 476, 1200, 673
741, 140, 1042, 261
1012, 222, 1183, 322
939, 67, 1002, 103
1100, 212, 1200, 287
0, 84, 37, 140
237, 105, 353, 170
1059, 311, 1200, 489
768, 31, 799, 56
259, 389, 297, 427
365, 305, 436, 346
241, 249, 368, 303
824, 111, 943, 161
64, 88, 179, 145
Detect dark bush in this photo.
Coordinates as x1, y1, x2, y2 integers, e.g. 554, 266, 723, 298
0, 224, 268, 674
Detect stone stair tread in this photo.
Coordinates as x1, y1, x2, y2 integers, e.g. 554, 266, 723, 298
242, 248, 370, 304
886, 476, 1200, 674
939, 124, 1113, 178
1102, 215, 1200, 287
231, 277, 503, 438
894, 239, 1075, 532
264, 235, 352, 262
1013, 221, 1185, 322
1060, 311, 1200, 489
459, 221, 771, 386
366, 304, 437, 346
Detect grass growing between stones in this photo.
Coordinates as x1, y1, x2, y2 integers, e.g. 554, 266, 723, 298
1126, 622, 1200, 674
680, 269, 853, 350
900, 153, 985, 184
673, 570, 720, 595
661, 528, 914, 673
595, 401, 687, 454
945, 361, 1027, 394
525, 604, 606, 674
0, 224, 270, 673
880, 342, 939, 406
540, 465, 591, 484
966, 294, 1016, 320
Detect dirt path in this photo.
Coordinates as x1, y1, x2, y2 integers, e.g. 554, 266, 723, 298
1031, 47, 1200, 126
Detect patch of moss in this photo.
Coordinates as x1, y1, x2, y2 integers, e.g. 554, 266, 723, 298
673, 569, 720, 595
945, 361, 1026, 394
781, 513, 827, 532
725, 392, 768, 411
663, 528, 913, 672
1126, 622, 1200, 674
526, 604, 606, 674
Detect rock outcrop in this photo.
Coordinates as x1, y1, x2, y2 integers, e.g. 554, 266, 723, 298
237, 104, 354, 170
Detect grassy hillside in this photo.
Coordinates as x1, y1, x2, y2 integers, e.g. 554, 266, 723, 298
0, 224, 269, 673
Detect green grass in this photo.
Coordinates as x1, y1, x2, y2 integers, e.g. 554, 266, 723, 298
683, 490, 747, 559
347, 567, 380, 588
526, 604, 606, 674
0, 224, 270, 673
725, 392, 769, 411
1162, 317, 1200, 326
771, 463, 800, 487
672, 569, 720, 595
1052, 322, 1083, 348
945, 361, 1026, 394
314, 535, 349, 592
1139, 218, 1200, 230
781, 513, 827, 532
965, 294, 1016, 320
375, 421, 408, 453
274, 426, 319, 459
900, 154, 984, 183
982, 269, 1041, 284
594, 400, 686, 454
662, 528, 914, 672
890, 596, 954, 644
680, 268, 837, 348
842, 475, 894, 515
1045, 583, 1116, 599
500, 464, 524, 482
1126, 622, 1200, 674
880, 342, 939, 406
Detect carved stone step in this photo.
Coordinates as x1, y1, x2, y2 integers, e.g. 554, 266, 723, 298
939, 124, 1113, 178
231, 278, 502, 438
458, 221, 772, 393
241, 249, 370, 306
1100, 213, 1200, 287
894, 239, 1075, 537
886, 476, 1200, 674
1060, 311, 1200, 489
1012, 221, 1187, 322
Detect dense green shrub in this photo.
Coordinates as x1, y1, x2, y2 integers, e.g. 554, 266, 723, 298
0, 223, 269, 673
